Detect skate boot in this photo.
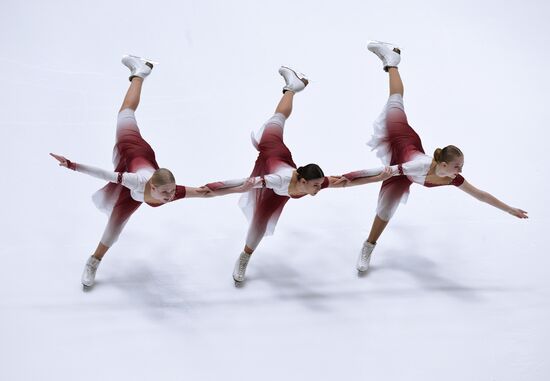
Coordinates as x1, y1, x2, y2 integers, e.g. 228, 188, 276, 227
278, 66, 309, 93
356, 241, 376, 272
81, 256, 101, 287
233, 251, 251, 283
121, 54, 156, 81
367, 40, 401, 72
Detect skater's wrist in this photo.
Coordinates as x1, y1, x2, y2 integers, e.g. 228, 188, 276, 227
66, 159, 77, 171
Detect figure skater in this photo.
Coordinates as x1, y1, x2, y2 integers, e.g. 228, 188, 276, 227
205, 67, 392, 283
339, 41, 528, 272
51, 55, 251, 287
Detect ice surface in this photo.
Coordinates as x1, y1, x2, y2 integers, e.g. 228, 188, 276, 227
0, 1, 548, 380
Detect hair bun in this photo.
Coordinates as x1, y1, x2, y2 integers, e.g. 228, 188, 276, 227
295, 164, 324, 181
433, 145, 463, 164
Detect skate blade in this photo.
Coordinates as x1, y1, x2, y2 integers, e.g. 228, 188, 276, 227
356, 269, 369, 278
124, 54, 159, 65
82, 284, 93, 292
234, 279, 245, 288
367, 39, 392, 45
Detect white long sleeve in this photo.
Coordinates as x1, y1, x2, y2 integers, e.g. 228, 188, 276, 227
343, 166, 385, 179
344, 155, 432, 181
74, 163, 141, 191
391, 157, 432, 177
205, 175, 285, 191
345, 164, 422, 179
255, 168, 294, 196
256, 174, 285, 190
207, 168, 293, 196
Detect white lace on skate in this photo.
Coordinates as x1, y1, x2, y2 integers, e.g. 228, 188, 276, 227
233, 252, 251, 282
278, 66, 309, 93
121, 54, 157, 81
367, 40, 401, 71
81, 256, 100, 287
357, 242, 376, 272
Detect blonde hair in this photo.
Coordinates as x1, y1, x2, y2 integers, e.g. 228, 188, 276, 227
433, 145, 463, 163
151, 168, 175, 186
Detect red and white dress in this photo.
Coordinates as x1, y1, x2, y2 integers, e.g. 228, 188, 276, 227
344, 94, 465, 221
70, 109, 186, 246
206, 113, 329, 250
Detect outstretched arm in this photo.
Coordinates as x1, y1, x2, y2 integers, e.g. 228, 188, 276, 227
458, 180, 528, 218
330, 167, 394, 188
333, 158, 432, 188
179, 186, 210, 198
201, 177, 257, 197
50, 153, 141, 190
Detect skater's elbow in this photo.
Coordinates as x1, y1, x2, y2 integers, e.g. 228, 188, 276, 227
476, 191, 491, 203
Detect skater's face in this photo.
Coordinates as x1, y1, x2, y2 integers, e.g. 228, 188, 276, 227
303, 177, 325, 196
439, 157, 464, 178
151, 182, 176, 203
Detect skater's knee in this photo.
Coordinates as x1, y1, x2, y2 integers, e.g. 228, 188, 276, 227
375, 213, 390, 223
386, 94, 405, 112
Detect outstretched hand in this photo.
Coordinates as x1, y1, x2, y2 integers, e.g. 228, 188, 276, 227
376, 167, 393, 181
50, 153, 72, 168
333, 176, 351, 186
236, 177, 256, 192
196, 186, 214, 197
509, 208, 528, 219
197, 177, 255, 198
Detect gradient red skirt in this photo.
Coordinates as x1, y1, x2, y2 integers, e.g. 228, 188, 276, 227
240, 114, 297, 243
367, 95, 425, 221
93, 110, 159, 245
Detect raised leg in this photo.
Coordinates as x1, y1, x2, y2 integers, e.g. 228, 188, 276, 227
274, 91, 295, 119
119, 77, 144, 112
388, 67, 404, 96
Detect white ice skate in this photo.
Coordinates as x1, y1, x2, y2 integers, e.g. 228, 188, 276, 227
356, 241, 376, 272
279, 66, 309, 93
81, 256, 101, 287
367, 40, 401, 72
233, 251, 251, 283
121, 54, 157, 81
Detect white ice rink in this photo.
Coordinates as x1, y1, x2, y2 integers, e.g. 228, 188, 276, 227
1, 1, 548, 380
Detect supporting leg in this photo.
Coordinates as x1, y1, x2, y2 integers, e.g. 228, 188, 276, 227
92, 242, 109, 261
357, 214, 389, 272
82, 243, 109, 287
367, 215, 389, 244
233, 218, 269, 282
243, 220, 268, 255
